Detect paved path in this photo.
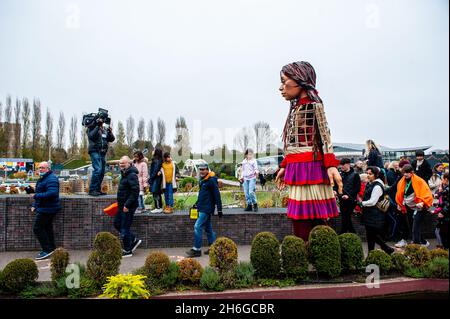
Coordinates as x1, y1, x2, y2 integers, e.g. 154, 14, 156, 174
0, 240, 438, 282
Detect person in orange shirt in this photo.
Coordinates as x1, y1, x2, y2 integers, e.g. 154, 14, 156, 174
396, 164, 433, 247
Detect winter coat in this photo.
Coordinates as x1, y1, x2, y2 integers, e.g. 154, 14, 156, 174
361, 179, 386, 228
134, 158, 149, 192
87, 125, 115, 154
32, 171, 61, 214
195, 172, 222, 215
411, 159, 433, 183
149, 158, 163, 194
340, 167, 361, 201
117, 166, 140, 211
367, 148, 383, 169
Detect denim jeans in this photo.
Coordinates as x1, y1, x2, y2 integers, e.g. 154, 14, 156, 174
89, 151, 106, 193
138, 195, 145, 209
33, 213, 56, 253
243, 178, 257, 205
113, 208, 137, 252
194, 212, 216, 250
164, 183, 174, 207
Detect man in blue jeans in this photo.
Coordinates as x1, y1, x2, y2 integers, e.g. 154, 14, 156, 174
186, 163, 222, 257
87, 117, 115, 196
114, 156, 142, 257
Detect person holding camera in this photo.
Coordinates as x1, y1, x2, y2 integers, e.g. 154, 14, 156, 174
87, 115, 115, 196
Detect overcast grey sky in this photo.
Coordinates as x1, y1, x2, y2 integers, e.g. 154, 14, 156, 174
0, 0, 448, 153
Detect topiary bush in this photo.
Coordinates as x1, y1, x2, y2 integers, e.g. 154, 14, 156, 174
200, 267, 224, 292
234, 262, 256, 288
404, 244, 431, 268
423, 257, 449, 279
209, 237, 238, 273
430, 248, 449, 260
50, 248, 70, 283
1, 258, 39, 292
160, 262, 180, 289
179, 177, 198, 190
86, 232, 122, 288
391, 252, 411, 273
177, 258, 203, 285
250, 232, 281, 279
281, 236, 308, 281
144, 251, 171, 280
308, 226, 341, 278
365, 250, 392, 274
338, 233, 364, 272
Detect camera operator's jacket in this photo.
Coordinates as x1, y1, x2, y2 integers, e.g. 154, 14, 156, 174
87, 126, 115, 154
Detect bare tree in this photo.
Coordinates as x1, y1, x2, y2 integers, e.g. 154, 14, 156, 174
79, 127, 89, 161
136, 117, 145, 149
126, 115, 135, 147
44, 109, 54, 161
146, 119, 154, 146
56, 112, 66, 149
31, 99, 42, 160
4, 95, 12, 156
68, 115, 78, 156
234, 127, 254, 153
0, 101, 5, 156
13, 98, 22, 157
173, 116, 191, 158
21, 98, 31, 155
156, 118, 166, 146
253, 121, 272, 157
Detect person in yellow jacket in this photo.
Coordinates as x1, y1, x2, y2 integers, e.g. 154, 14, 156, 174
396, 164, 433, 247
161, 152, 178, 214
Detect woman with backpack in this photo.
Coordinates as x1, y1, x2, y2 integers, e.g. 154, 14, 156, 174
149, 148, 163, 213
357, 166, 395, 254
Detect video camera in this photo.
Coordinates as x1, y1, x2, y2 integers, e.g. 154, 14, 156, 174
82, 108, 111, 128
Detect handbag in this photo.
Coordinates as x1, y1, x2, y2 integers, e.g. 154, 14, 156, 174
190, 205, 198, 220
103, 202, 119, 217
376, 195, 390, 213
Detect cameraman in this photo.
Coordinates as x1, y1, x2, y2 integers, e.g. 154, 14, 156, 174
87, 116, 115, 196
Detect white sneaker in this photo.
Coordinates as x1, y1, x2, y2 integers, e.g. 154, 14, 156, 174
421, 240, 430, 248
395, 239, 407, 248
150, 208, 163, 213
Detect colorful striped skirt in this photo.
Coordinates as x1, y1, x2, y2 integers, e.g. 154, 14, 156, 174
284, 158, 339, 220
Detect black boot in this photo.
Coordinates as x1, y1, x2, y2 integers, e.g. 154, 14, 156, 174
244, 204, 253, 212
253, 203, 258, 212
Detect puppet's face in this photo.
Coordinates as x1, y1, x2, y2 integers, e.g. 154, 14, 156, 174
280, 73, 302, 101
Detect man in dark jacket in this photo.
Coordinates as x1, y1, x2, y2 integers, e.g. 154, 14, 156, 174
411, 150, 433, 183
337, 158, 361, 234
32, 162, 60, 260
114, 156, 141, 257
186, 163, 222, 257
87, 118, 115, 196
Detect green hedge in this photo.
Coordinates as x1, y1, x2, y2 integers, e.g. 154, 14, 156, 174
250, 232, 281, 279
308, 226, 341, 278
338, 233, 364, 272
281, 236, 308, 281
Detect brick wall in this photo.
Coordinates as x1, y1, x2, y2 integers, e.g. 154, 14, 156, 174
0, 195, 438, 252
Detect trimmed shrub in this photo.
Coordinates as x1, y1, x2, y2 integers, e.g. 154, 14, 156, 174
234, 262, 256, 288
144, 251, 171, 280
179, 177, 198, 190
210, 237, 238, 273
430, 248, 449, 260
1, 259, 39, 292
50, 248, 70, 282
67, 276, 99, 299
338, 233, 364, 272
250, 232, 281, 279
365, 250, 392, 274
177, 258, 203, 285
86, 232, 122, 287
160, 262, 180, 289
281, 236, 308, 281
200, 267, 224, 291
391, 252, 411, 273
100, 274, 150, 299
404, 266, 426, 278
424, 257, 449, 279
404, 244, 431, 268
308, 226, 341, 278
